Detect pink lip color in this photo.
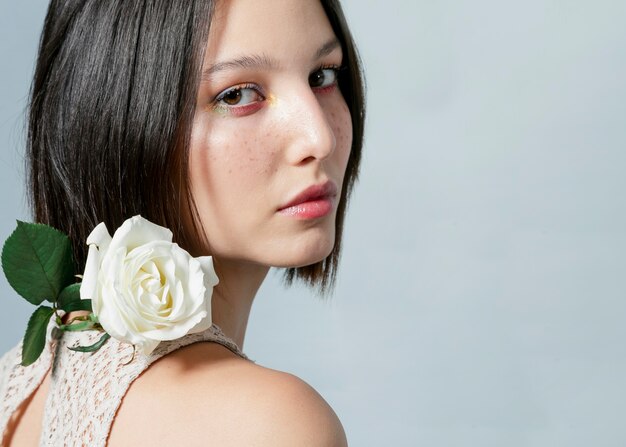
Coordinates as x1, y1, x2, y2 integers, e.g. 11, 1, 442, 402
278, 181, 338, 219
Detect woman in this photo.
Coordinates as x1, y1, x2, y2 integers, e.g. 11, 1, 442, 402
0, 0, 364, 445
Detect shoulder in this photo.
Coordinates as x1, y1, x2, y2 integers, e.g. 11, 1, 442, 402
109, 341, 347, 447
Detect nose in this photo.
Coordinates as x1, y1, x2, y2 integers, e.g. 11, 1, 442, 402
282, 87, 336, 165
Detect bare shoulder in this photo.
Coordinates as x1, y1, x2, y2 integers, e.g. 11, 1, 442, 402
108, 342, 347, 447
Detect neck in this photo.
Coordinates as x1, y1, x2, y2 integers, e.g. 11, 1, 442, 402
210, 257, 268, 350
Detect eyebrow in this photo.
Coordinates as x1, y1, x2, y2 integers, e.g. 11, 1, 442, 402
315, 38, 341, 60
201, 54, 278, 81
201, 38, 341, 82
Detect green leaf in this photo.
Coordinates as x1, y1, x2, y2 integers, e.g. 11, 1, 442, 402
59, 320, 95, 332
1, 221, 74, 305
60, 298, 93, 314
22, 306, 54, 366
58, 283, 83, 310
68, 332, 111, 353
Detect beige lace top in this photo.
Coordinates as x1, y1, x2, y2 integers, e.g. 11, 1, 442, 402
0, 316, 247, 446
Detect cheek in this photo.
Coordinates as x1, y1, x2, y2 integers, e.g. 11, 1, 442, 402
189, 116, 282, 216
329, 99, 353, 168
192, 118, 254, 175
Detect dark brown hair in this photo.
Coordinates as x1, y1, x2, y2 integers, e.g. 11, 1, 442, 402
27, 0, 365, 293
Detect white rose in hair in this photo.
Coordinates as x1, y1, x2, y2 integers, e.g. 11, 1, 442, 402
80, 215, 217, 356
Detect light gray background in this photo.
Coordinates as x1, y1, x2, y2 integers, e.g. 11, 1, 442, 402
1, 1, 625, 446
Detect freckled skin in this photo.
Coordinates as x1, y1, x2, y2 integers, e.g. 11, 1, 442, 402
188, 0, 352, 268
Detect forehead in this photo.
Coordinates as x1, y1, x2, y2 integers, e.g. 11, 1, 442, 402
205, 0, 338, 66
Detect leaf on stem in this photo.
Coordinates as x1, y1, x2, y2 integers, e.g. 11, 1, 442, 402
2, 221, 74, 305
21, 306, 54, 366
58, 283, 81, 309
60, 299, 93, 314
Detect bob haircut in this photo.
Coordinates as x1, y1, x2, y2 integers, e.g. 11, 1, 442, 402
27, 0, 365, 293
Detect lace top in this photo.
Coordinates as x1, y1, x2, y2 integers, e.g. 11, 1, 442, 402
0, 315, 248, 446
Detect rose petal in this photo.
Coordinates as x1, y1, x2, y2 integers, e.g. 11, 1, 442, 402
107, 215, 173, 255
197, 256, 219, 289
86, 222, 112, 249
80, 243, 100, 301
187, 309, 212, 335
142, 309, 207, 340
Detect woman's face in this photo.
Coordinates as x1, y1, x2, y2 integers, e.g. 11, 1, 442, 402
189, 0, 353, 268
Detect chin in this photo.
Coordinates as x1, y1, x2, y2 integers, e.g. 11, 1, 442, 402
268, 231, 336, 269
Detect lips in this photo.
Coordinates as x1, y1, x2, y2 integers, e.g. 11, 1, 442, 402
279, 181, 338, 210
278, 181, 338, 219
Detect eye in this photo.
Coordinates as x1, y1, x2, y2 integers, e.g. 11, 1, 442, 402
214, 84, 265, 108
309, 66, 341, 90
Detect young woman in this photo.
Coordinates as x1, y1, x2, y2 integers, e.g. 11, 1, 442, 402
0, 0, 364, 445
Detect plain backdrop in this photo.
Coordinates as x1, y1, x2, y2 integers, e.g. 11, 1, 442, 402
1, 1, 626, 446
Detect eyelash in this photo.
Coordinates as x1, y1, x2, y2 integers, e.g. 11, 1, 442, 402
211, 64, 344, 117
213, 83, 264, 117
309, 64, 343, 93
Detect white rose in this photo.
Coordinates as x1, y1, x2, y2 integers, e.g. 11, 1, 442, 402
79, 215, 218, 355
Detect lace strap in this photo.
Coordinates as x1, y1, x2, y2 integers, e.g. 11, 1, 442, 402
39, 324, 248, 446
